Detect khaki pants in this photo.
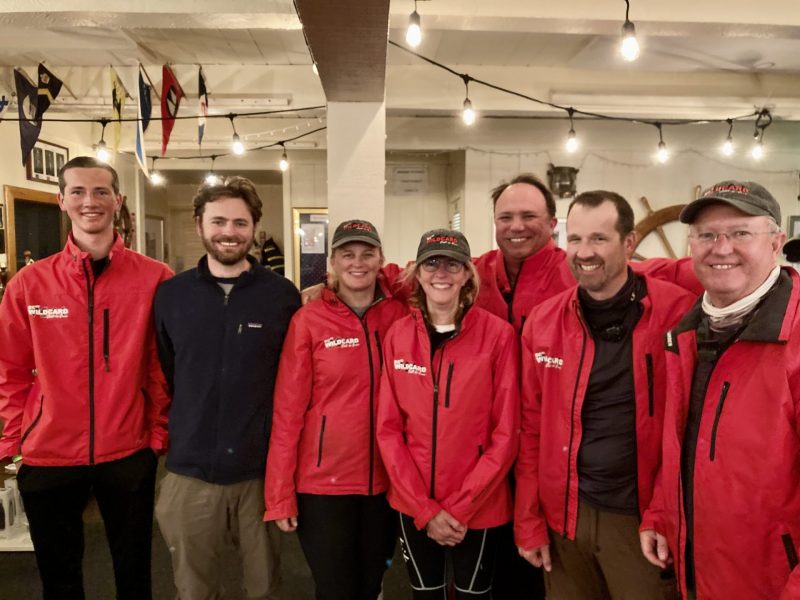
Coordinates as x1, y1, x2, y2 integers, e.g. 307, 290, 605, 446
156, 472, 281, 600
546, 502, 678, 600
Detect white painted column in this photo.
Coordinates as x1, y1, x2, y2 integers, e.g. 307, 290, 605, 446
462, 149, 496, 255
326, 101, 386, 236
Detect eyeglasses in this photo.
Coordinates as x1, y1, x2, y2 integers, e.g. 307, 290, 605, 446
420, 257, 465, 273
688, 229, 778, 247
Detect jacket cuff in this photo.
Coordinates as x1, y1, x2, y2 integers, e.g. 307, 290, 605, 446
264, 498, 298, 523
514, 516, 550, 550
413, 501, 442, 530
0, 437, 19, 461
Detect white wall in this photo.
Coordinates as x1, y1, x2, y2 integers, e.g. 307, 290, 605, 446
388, 117, 800, 256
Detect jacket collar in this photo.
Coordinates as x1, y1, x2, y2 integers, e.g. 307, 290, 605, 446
410, 303, 475, 337
63, 231, 125, 275
195, 254, 260, 287
321, 284, 386, 314
495, 239, 560, 293
673, 267, 795, 344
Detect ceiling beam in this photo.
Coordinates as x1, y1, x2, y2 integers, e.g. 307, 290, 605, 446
295, 0, 390, 102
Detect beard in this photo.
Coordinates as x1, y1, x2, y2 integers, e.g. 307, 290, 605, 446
202, 233, 253, 266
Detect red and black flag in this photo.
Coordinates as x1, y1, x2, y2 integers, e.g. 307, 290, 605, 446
161, 64, 184, 156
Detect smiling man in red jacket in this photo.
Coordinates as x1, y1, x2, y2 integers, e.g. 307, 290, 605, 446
0, 156, 172, 599
640, 181, 800, 599
515, 191, 695, 599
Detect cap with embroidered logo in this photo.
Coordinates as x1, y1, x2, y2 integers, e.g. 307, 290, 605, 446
330, 219, 382, 249
679, 180, 781, 224
416, 229, 471, 264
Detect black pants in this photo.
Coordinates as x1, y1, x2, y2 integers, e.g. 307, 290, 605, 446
296, 492, 397, 600
398, 512, 501, 599
17, 448, 157, 600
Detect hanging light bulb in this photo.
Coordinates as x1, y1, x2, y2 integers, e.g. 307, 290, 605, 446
655, 123, 669, 163
95, 119, 110, 162
750, 109, 771, 161
406, 2, 422, 48
620, 1, 640, 62
95, 140, 110, 163
279, 144, 289, 171
751, 139, 764, 160
229, 114, 245, 155
721, 119, 734, 156
656, 142, 669, 163
231, 133, 245, 155
150, 171, 165, 185
565, 108, 579, 153
462, 98, 476, 126
205, 156, 220, 186
461, 76, 476, 126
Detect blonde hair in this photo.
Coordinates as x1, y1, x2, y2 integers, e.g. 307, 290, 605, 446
401, 260, 480, 326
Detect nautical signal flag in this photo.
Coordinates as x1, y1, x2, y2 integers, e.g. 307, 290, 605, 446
14, 68, 40, 166
14, 64, 63, 165
198, 67, 208, 147
110, 67, 128, 152
36, 63, 62, 118
161, 64, 184, 156
135, 66, 152, 177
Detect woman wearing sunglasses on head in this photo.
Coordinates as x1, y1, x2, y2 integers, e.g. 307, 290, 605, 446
265, 220, 407, 599
377, 229, 520, 599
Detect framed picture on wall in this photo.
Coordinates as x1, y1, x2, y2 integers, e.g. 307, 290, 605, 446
26, 140, 69, 186
788, 216, 800, 239
292, 208, 329, 289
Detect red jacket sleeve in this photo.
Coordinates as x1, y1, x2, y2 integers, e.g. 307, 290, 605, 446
514, 317, 550, 550
143, 266, 173, 454
631, 257, 702, 296
376, 329, 442, 530
264, 313, 313, 521
0, 275, 36, 459
442, 326, 520, 526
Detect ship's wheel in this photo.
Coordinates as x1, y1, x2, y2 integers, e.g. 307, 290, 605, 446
632, 188, 699, 260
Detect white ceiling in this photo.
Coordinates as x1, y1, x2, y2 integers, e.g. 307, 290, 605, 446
0, 0, 798, 150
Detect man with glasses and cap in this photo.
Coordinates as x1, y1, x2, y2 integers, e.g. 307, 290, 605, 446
640, 180, 800, 599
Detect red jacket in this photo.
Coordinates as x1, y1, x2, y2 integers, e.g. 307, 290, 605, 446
265, 285, 407, 521
515, 275, 696, 550
0, 234, 172, 466
473, 241, 574, 334
377, 306, 520, 530
643, 268, 800, 600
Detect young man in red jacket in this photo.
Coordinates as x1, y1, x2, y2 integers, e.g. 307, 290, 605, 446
640, 181, 800, 599
515, 191, 695, 598
0, 156, 172, 599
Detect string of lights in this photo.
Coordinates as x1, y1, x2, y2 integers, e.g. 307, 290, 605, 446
135, 126, 327, 185
388, 39, 774, 163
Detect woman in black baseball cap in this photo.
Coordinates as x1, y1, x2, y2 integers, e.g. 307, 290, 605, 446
377, 228, 520, 598
265, 219, 408, 598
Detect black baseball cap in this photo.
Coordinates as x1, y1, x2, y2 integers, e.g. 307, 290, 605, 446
416, 229, 471, 264
679, 180, 781, 224
331, 219, 382, 249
